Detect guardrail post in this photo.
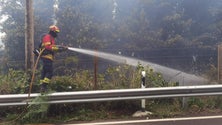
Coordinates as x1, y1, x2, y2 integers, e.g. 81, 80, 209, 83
218, 44, 222, 83
141, 70, 146, 111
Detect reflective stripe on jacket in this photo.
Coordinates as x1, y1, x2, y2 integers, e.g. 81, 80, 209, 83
40, 34, 58, 61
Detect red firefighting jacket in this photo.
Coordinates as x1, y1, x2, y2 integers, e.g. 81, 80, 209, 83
40, 34, 58, 61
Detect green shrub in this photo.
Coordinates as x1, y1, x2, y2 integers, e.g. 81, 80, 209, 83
0, 69, 29, 94
21, 95, 49, 124
1, 64, 220, 124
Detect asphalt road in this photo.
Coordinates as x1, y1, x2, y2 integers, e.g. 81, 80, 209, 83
67, 115, 222, 125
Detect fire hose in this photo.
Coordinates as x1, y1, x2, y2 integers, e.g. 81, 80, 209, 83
0, 48, 45, 125
28, 48, 45, 100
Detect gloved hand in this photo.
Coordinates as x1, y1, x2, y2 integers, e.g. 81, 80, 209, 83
57, 45, 68, 52
33, 48, 40, 57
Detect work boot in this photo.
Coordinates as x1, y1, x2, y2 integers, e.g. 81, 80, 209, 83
40, 83, 48, 94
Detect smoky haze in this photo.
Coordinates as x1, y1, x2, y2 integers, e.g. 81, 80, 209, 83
68, 47, 208, 85
0, 0, 221, 83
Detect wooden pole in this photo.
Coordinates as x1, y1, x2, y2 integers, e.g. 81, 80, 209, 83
94, 49, 98, 89
25, 0, 34, 71
218, 44, 222, 84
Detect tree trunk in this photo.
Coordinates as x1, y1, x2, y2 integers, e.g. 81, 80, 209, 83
25, 0, 34, 71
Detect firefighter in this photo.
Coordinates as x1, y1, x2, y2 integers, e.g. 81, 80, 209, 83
39, 25, 67, 93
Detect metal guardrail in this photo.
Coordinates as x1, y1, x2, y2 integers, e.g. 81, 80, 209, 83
1, 85, 222, 106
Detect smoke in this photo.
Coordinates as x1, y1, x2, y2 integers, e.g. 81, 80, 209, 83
112, 0, 118, 20
52, 0, 59, 25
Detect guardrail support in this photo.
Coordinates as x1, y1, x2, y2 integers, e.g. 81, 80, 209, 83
141, 71, 146, 112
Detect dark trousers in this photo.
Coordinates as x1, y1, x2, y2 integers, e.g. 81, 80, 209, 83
40, 58, 53, 83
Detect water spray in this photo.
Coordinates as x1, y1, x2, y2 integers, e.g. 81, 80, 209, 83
52, 0, 59, 25
67, 47, 208, 85
112, 0, 118, 20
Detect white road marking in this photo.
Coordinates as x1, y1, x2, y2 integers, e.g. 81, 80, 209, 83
66, 115, 222, 125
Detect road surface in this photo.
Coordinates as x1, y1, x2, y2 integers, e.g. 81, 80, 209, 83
67, 115, 222, 125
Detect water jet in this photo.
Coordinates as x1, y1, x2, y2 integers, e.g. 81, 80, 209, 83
68, 47, 208, 85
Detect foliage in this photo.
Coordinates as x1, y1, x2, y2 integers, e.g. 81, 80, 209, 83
187, 97, 205, 111
2, 0, 222, 123
105, 64, 139, 88
51, 75, 80, 91
21, 95, 49, 124
147, 98, 182, 118
0, 65, 222, 123
204, 64, 218, 83
0, 69, 28, 94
